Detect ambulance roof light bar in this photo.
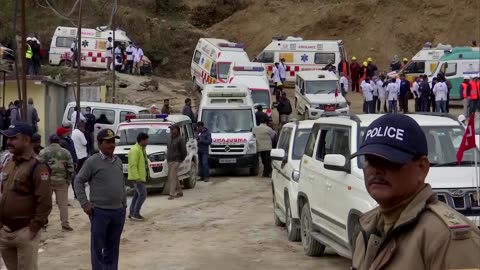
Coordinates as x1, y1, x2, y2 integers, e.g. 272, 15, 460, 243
125, 114, 169, 121
218, 42, 244, 49
207, 92, 247, 97
233, 66, 265, 72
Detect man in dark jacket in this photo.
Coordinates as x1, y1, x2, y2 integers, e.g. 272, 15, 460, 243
399, 74, 410, 113
84, 106, 96, 155
57, 125, 78, 197
277, 92, 292, 127
166, 124, 187, 200
161, 99, 171, 114
255, 105, 268, 126
419, 75, 431, 112
195, 122, 212, 182
182, 98, 195, 123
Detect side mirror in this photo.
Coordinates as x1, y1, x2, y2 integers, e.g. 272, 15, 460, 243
115, 138, 120, 144
272, 102, 278, 108
271, 149, 286, 161
324, 154, 348, 172
300, 89, 305, 95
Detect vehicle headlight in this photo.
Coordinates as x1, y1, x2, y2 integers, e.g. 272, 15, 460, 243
148, 152, 166, 162
246, 139, 257, 154
291, 170, 300, 182
338, 102, 348, 108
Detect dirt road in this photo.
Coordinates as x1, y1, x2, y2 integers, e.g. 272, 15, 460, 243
38, 175, 350, 269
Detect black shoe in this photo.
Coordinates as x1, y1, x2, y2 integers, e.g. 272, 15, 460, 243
176, 192, 184, 198
204, 178, 209, 182
130, 215, 145, 221
62, 225, 74, 231
199, 177, 205, 181
168, 196, 175, 200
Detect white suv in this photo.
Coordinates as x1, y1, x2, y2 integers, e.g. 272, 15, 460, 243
297, 113, 480, 258
271, 120, 314, 241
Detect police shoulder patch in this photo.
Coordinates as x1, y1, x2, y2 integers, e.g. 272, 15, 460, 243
428, 203, 472, 240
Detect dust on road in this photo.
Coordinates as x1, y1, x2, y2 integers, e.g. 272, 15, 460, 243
39, 175, 350, 270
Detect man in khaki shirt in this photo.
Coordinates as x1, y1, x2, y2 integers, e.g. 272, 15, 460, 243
350, 114, 480, 270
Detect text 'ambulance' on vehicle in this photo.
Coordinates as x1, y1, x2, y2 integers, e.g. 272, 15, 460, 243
197, 84, 259, 175
191, 38, 250, 90
49, 26, 152, 74
226, 62, 273, 117
253, 36, 346, 82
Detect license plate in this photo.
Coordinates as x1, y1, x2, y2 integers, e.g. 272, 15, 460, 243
324, 105, 335, 111
122, 164, 128, 173
219, 158, 237, 164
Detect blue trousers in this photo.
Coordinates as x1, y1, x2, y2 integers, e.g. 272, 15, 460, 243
90, 208, 126, 270
129, 182, 147, 216
198, 153, 209, 179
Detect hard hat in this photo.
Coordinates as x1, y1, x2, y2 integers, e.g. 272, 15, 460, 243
463, 75, 470, 80
277, 82, 283, 87
26, 37, 32, 41
403, 57, 409, 62
351, 56, 357, 61
367, 57, 373, 62
458, 114, 466, 123
363, 61, 368, 67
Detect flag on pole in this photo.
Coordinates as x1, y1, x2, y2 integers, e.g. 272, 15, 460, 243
457, 113, 476, 164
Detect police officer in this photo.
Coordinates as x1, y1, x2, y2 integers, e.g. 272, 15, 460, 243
0, 122, 52, 270
40, 134, 74, 231
350, 114, 480, 270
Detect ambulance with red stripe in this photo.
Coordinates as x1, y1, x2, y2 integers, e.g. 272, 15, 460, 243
191, 38, 250, 90
253, 36, 346, 82
197, 84, 259, 175
49, 26, 152, 73
226, 62, 273, 117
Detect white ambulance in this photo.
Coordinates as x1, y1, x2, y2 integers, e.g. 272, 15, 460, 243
295, 71, 349, 119
253, 36, 346, 82
49, 26, 152, 73
190, 38, 250, 90
226, 62, 273, 117
197, 84, 259, 175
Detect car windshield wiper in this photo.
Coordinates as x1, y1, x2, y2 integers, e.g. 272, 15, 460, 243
431, 160, 477, 167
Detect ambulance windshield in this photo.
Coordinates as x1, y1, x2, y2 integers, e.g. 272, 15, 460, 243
251, 91, 270, 108
202, 109, 254, 133
117, 125, 170, 145
218, 63, 231, 79
306, 80, 338, 95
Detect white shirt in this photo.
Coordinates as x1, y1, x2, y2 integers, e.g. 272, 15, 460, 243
386, 83, 399, 101
371, 81, 378, 96
377, 80, 386, 97
272, 66, 281, 83
362, 82, 374, 101
70, 41, 77, 52
134, 48, 144, 63
278, 63, 287, 79
339, 76, 349, 92
433, 82, 448, 101
396, 78, 401, 90
126, 45, 135, 61
106, 41, 113, 57
72, 129, 88, 159
71, 111, 86, 128
412, 81, 420, 98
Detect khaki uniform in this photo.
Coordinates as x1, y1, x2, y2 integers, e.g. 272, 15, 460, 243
352, 184, 480, 270
39, 143, 74, 227
0, 149, 52, 270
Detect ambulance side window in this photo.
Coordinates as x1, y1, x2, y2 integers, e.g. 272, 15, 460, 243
255, 51, 274, 63
314, 53, 335, 65
210, 62, 217, 78
56, 37, 75, 48
193, 50, 201, 64
444, 63, 457, 77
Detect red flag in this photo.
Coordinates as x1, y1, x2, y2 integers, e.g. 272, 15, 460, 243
457, 113, 476, 164
335, 88, 339, 97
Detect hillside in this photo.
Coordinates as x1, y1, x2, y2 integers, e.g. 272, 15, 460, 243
0, 0, 479, 78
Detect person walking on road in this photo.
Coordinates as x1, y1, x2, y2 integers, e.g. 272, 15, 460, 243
278, 58, 287, 83
75, 128, 126, 270
350, 57, 361, 93
277, 91, 292, 127
84, 106, 96, 155
272, 62, 281, 94
468, 75, 479, 115
253, 117, 275, 177
0, 123, 52, 270
58, 125, 78, 198
429, 77, 438, 112
128, 132, 149, 221
386, 78, 399, 114
72, 122, 88, 173
350, 113, 480, 270
166, 124, 187, 200
399, 74, 410, 113
182, 98, 195, 123
196, 122, 212, 182
338, 57, 349, 79
40, 134, 74, 232
460, 76, 472, 115
339, 72, 349, 98
433, 76, 448, 113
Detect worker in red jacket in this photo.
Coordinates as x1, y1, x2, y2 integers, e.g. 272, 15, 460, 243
350, 56, 361, 93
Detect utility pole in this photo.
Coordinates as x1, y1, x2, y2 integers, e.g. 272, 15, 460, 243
20, 0, 27, 121
111, 10, 116, 103
75, 0, 83, 127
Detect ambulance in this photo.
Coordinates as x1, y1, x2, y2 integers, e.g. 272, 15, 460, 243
429, 48, 480, 100
253, 36, 346, 82
197, 84, 259, 175
388, 44, 452, 82
49, 26, 152, 74
190, 38, 250, 90
226, 62, 273, 117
